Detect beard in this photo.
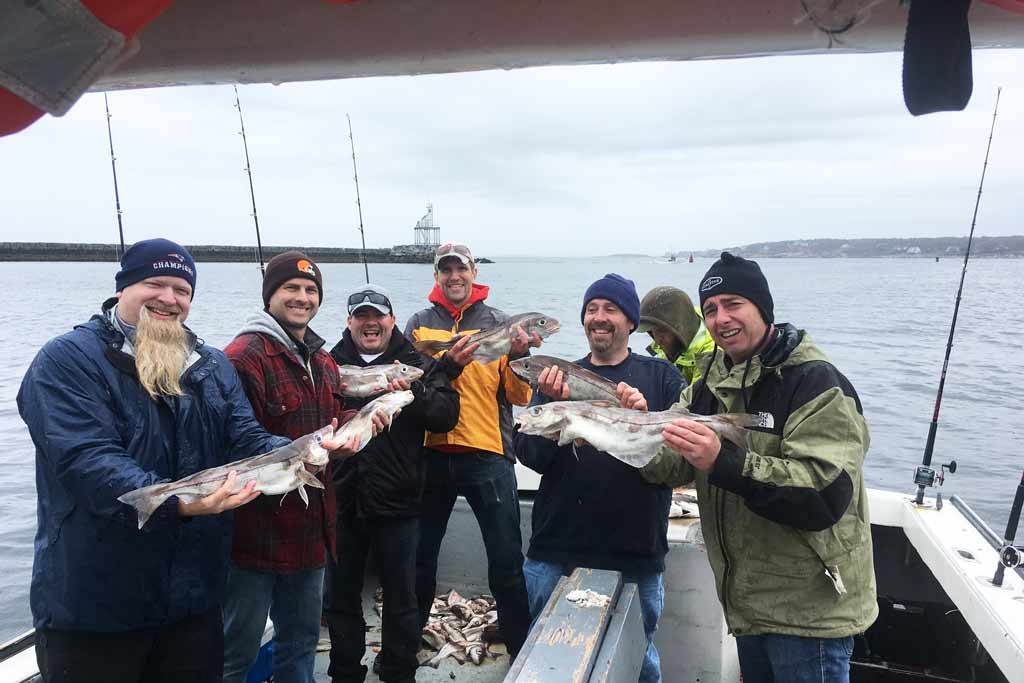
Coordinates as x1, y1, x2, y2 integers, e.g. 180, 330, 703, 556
135, 305, 189, 399
586, 324, 627, 357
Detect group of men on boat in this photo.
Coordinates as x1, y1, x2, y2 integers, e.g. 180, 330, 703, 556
18, 237, 877, 683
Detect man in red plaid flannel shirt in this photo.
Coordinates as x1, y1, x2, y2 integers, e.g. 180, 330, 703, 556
222, 251, 361, 683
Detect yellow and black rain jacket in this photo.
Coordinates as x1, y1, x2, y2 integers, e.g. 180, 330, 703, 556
404, 283, 532, 459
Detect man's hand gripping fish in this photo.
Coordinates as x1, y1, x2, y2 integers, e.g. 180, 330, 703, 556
515, 400, 765, 468
119, 390, 414, 528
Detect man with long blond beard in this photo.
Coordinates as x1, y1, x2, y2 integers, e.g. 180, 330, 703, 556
18, 238, 354, 683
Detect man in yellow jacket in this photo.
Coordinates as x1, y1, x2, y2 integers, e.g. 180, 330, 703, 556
404, 242, 539, 658
637, 285, 716, 385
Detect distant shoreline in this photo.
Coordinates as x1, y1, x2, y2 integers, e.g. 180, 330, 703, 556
685, 236, 1024, 259
0, 242, 433, 264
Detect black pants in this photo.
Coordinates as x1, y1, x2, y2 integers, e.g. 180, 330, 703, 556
36, 609, 223, 683
416, 451, 531, 657
326, 514, 420, 683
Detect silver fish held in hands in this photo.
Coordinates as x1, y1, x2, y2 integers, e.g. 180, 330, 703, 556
118, 391, 414, 529
338, 363, 424, 398
413, 312, 561, 364
338, 389, 415, 451
515, 400, 765, 468
509, 355, 619, 401
117, 424, 336, 529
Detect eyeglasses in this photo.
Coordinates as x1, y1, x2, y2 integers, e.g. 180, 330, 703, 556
435, 243, 472, 258
347, 291, 392, 313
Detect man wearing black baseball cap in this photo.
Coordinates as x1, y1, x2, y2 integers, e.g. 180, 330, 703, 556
642, 252, 876, 682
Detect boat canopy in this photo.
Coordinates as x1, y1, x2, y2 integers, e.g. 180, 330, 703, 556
2, 0, 1024, 136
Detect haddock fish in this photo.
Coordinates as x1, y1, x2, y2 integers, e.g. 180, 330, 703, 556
117, 424, 335, 529
515, 400, 765, 468
413, 312, 561, 364
339, 389, 415, 451
118, 391, 414, 528
338, 363, 424, 398
509, 355, 619, 401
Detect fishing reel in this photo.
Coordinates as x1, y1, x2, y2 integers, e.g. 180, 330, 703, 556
914, 460, 957, 488
913, 460, 956, 508
999, 544, 1022, 570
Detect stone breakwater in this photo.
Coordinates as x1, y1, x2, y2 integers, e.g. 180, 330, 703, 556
0, 242, 433, 264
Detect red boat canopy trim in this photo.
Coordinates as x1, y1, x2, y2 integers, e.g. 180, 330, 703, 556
0, 0, 173, 137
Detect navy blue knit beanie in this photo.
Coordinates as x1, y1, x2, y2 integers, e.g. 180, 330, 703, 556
115, 238, 197, 298
698, 252, 774, 324
581, 273, 641, 331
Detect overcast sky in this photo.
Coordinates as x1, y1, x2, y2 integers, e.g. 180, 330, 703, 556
1, 49, 1022, 257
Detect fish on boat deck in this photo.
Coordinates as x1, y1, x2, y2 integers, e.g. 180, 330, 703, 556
118, 391, 414, 528
509, 354, 620, 402
515, 400, 765, 468
413, 312, 561, 364
338, 363, 423, 398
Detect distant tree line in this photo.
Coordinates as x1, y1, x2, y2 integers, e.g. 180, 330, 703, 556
689, 236, 1024, 258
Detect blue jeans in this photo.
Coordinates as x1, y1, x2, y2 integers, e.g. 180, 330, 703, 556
416, 450, 532, 657
735, 633, 854, 683
222, 564, 325, 683
523, 558, 664, 683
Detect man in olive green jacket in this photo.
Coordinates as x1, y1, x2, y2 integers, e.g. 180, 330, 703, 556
642, 252, 876, 683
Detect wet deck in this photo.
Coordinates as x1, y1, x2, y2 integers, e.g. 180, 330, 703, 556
312, 585, 511, 683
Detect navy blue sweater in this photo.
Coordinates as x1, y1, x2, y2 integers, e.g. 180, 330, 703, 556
515, 352, 684, 574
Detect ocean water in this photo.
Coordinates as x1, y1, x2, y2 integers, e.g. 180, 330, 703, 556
1, 256, 1021, 642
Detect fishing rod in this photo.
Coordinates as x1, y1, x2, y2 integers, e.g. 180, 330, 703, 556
346, 114, 370, 284
993, 471, 1024, 587
913, 88, 1002, 507
103, 93, 126, 258
233, 85, 266, 275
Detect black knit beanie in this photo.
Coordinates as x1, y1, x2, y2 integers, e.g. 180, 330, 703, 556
262, 251, 324, 306
698, 252, 774, 324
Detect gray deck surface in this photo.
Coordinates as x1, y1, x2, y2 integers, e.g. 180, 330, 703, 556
313, 584, 511, 683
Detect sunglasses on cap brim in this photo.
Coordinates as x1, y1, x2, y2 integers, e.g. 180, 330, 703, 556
347, 291, 392, 313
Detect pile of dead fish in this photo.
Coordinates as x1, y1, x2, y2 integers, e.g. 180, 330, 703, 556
669, 488, 699, 519
374, 588, 506, 668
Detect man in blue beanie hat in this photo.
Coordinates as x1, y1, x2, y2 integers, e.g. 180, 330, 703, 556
18, 238, 354, 683
516, 273, 684, 683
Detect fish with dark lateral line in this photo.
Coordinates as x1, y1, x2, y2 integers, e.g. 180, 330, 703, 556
413, 312, 561, 364
117, 424, 336, 529
338, 363, 423, 397
515, 400, 766, 468
509, 355, 619, 401
118, 391, 414, 529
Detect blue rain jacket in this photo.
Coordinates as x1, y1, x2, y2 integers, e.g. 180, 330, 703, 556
18, 303, 290, 632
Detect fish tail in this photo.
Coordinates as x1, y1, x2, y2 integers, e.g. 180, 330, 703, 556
715, 412, 764, 449
117, 486, 172, 530
413, 339, 453, 357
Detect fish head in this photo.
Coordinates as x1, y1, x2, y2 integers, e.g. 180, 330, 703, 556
509, 357, 544, 383
303, 424, 336, 466
515, 402, 572, 438
520, 313, 562, 340
388, 363, 424, 383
